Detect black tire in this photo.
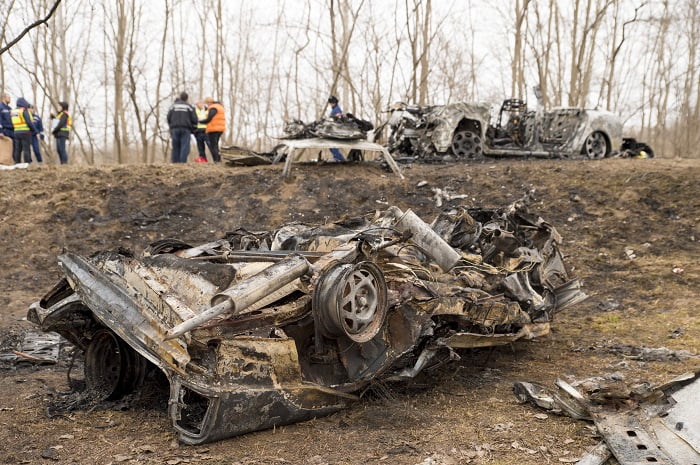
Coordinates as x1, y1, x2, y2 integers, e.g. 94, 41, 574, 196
451, 130, 483, 159
85, 329, 147, 400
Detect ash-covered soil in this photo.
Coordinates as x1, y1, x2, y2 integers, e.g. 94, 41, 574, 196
0, 158, 698, 464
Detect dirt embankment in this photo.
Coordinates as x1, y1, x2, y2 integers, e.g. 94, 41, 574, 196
0, 158, 698, 465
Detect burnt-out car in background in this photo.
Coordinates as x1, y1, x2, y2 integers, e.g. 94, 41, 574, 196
385, 98, 624, 162
28, 195, 586, 444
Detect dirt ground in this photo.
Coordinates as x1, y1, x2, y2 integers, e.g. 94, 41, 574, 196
0, 157, 698, 465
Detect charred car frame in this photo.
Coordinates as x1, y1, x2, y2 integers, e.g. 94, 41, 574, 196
29, 197, 586, 444
385, 98, 624, 162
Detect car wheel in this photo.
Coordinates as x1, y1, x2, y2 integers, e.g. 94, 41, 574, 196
85, 329, 147, 400
451, 130, 483, 159
583, 132, 609, 159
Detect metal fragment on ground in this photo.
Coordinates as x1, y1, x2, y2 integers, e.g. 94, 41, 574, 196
516, 370, 700, 465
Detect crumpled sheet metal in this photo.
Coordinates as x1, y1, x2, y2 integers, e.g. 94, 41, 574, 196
514, 370, 700, 465
29, 195, 585, 444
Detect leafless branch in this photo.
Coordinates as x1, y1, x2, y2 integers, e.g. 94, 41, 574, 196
0, 0, 62, 55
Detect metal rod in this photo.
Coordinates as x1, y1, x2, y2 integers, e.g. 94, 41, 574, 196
164, 255, 309, 340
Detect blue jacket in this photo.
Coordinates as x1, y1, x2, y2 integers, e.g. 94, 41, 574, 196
32, 114, 44, 136
0, 101, 12, 137
329, 104, 343, 117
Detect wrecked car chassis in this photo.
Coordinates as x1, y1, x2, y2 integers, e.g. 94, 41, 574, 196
386, 101, 623, 162
28, 200, 585, 444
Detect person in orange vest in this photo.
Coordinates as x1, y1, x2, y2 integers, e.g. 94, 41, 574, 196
50, 101, 72, 164
199, 97, 225, 163
11, 97, 38, 164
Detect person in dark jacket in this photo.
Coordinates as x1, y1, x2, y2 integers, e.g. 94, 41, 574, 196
50, 101, 72, 164
11, 97, 38, 164
28, 105, 44, 163
0, 93, 14, 155
167, 91, 197, 163
199, 97, 225, 163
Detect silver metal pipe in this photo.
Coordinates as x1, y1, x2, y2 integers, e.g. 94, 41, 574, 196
392, 208, 461, 272
164, 255, 309, 340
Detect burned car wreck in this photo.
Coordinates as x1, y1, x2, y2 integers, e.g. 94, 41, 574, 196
385, 98, 624, 162
28, 196, 586, 444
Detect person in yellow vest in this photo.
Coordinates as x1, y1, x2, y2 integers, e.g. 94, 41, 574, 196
11, 97, 38, 164
50, 101, 72, 164
193, 101, 209, 163
199, 97, 225, 163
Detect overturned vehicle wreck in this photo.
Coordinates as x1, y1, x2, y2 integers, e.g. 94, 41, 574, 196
385, 99, 624, 162
28, 197, 586, 444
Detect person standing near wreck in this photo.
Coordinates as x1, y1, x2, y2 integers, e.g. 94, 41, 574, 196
327, 95, 345, 162
0, 93, 13, 151
167, 92, 197, 163
28, 105, 44, 163
199, 97, 225, 163
193, 100, 209, 163
11, 97, 38, 164
51, 101, 72, 164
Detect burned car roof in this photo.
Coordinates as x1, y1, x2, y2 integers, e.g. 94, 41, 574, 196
28, 194, 586, 444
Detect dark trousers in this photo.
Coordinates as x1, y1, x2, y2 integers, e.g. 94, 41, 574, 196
194, 130, 208, 159
31, 135, 43, 163
12, 133, 32, 163
206, 131, 222, 162
330, 148, 345, 161
171, 128, 191, 163
55, 136, 68, 164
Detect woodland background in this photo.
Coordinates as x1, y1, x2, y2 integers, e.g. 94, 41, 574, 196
1, 0, 699, 163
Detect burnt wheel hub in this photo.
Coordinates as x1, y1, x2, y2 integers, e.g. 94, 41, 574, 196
315, 262, 388, 343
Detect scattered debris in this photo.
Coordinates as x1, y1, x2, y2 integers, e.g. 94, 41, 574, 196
571, 343, 697, 362
220, 145, 274, 166
28, 195, 585, 444
672, 267, 684, 274
605, 343, 697, 362
596, 298, 621, 312
431, 187, 469, 207
669, 328, 684, 339
619, 137, 655, 158
515, 370, 700, 464
0, 330, 61, 364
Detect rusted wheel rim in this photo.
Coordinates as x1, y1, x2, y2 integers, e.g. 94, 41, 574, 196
85, 329, 146, 400
451, 130, 482, 159
584, 132, 608, 159
85, 330, 123, 399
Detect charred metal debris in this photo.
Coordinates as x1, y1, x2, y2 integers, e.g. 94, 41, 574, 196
283, 114, 374, 141
28, 194, 586, 444
514, 369, 700, 464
